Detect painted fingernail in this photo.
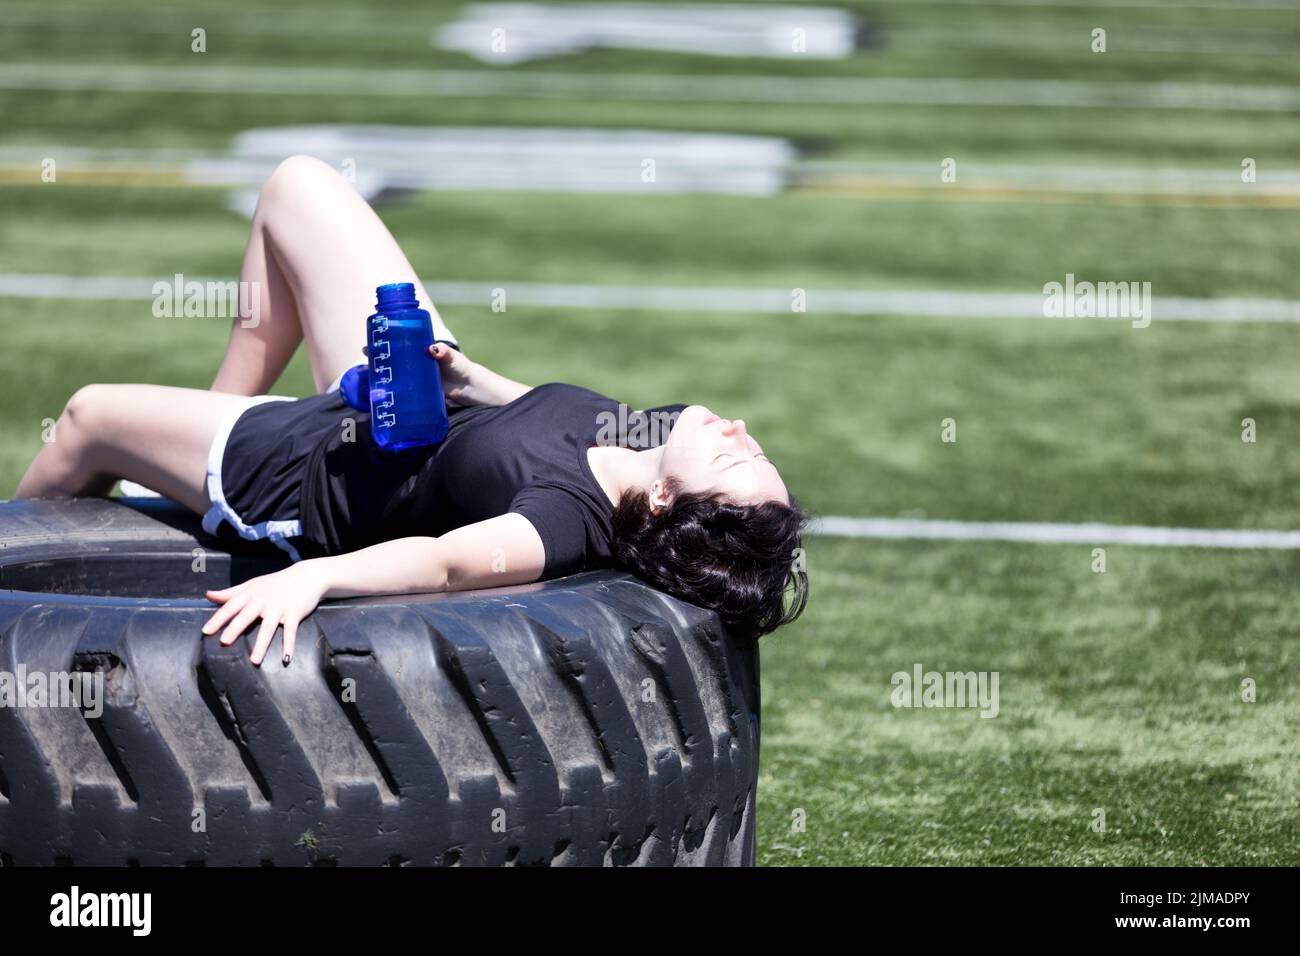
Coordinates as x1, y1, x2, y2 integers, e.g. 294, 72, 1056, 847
282, 654, 292, 666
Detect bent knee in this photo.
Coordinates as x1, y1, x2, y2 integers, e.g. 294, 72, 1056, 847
64, 383, 106, 419
60, 383, 117, 438
258, 154, 344, 210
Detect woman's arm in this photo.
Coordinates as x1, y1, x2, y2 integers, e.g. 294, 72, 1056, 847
358, 342, 532, 407
431, 344, 533, 407
324, 513, 545, 595
202, 513, 547, 665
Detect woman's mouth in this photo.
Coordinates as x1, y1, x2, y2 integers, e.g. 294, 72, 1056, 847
699, 411, 721, 426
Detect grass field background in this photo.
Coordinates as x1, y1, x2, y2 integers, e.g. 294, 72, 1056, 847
1, 0, 1298, 864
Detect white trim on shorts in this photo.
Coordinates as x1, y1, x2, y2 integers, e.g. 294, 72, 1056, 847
202, 394, 304, 562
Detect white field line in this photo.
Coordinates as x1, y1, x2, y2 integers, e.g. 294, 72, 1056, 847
1, 63, 1298, 111
879, 0, 1300, 9
885, 26, 1300, 56
3, 274, 1300, 324
810, 517, 1300, 549
0, 7, 436, 36
795, 160, 1300, 196
7, 1, 1298, 23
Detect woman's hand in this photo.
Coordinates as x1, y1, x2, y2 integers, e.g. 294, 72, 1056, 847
202, 559, 332, 666
428, 342, 487, 406
360, 342, 532, 408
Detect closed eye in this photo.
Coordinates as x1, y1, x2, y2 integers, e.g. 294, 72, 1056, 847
713, 453, 776, 469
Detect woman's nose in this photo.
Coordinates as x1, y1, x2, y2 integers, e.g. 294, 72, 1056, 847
721, 418, 747, 438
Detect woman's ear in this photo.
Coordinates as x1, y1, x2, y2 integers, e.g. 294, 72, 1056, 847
648, 478, 673, 517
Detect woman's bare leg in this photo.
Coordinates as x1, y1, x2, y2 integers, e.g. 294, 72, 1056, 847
14, 384, 251, 514
208, 191, 304, 396
211, 155, 457, 396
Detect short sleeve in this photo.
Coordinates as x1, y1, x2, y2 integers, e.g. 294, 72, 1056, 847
508, 482, 607, 579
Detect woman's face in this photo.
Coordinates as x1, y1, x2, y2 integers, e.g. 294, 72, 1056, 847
658, 405, 790, 506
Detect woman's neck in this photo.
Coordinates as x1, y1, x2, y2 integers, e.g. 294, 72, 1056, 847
586, 444, 663, 508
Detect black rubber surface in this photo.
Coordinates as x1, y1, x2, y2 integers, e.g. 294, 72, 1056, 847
0, 498, 760, 866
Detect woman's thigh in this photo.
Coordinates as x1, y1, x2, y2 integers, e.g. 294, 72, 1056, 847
72, 384, 256, 514
256, 156, 454, 393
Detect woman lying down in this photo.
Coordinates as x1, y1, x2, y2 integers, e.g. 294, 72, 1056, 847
15, 156, 808, 666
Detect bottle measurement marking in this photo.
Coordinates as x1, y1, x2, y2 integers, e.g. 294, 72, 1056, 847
370, 327, 397, 422
374, 390, 397, 427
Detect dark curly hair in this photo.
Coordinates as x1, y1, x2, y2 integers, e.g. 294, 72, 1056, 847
611, 479, 809, 641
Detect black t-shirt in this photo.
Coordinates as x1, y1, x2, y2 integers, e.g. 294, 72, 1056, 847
297, 383, 687, 578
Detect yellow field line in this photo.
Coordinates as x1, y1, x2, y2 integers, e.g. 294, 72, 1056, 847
0, 166, 203, 187
2, 165, 1298, 208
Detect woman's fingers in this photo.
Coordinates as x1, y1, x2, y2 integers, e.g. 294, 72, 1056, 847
199, 569, 317, 666
219, 600, 262, 647
280, 616, 298, 666
202, 593, 296, 667
250, 611, 281, 667
202, 593, 244, 634
205, 578, 250, 605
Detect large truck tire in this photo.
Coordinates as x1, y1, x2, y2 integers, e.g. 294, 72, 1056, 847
0, 498, 760, 866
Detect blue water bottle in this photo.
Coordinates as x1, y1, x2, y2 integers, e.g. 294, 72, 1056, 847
367, 282, 448, 450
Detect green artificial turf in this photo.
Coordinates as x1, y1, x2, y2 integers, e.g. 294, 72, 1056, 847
2, 0, 1298, 865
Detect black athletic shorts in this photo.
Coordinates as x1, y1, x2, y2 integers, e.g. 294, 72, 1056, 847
202, 390, 355, 561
